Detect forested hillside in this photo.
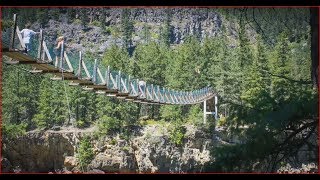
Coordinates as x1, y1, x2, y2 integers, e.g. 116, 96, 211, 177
1, 8, 318, 173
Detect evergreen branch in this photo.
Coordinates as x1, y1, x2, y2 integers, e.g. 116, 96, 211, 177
262, 69, 313, 85
252, 9, 272, 46
274, 120, 317, 153
274, 124, 316, 168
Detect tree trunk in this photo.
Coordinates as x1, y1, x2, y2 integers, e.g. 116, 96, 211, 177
151, 104, 154, 119
310, 8, 319, 88
137, 103, 141, 120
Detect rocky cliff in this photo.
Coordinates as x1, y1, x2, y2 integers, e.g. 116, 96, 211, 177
28, 8, 246, 56
2, 124, 225, 173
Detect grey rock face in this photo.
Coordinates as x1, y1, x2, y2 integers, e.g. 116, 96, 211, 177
2, 131, 75, 172
34, 8, 228, 56
2, 125, 220, 173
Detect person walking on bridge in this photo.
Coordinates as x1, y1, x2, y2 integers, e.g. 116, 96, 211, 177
54, 36, 65, 68
20, 22, 40, 54
139, 80, 146, 98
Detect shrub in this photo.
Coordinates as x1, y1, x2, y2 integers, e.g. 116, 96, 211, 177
160, 105, 182, 122
110, 138, 117, 145
73, 19, 82, 25
95, 115, 122, 136
110, 26, 121, 38
32, 113, 48, 129
2, 122, 27, 139
90, 20, 101, 27
103, 26, 112, 35
77, 136, 94, 171
1, 20, 13, 30
122, 146, 130, 152
76, 119, 87, 128
187, 105, 203, 126
217, 116, 227, 127
169, 120, 186, 146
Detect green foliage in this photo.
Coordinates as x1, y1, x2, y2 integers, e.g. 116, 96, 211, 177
270, 32, 292, 104
96, 115, 122, 135
103, 26, 112, 35
121, 9, 134, 49
216, 116, 227, 126
187, 105, 203, 125
150, 31, 159, 40
35, 9, 49, 26
78, 8, 89, 26
142, 24, 151, 43
65, 8, 76, 23
102, 44, 130, 73
160, 9, 173, 46
133, 41, 167, 84
32, 78, 68, 129
160, 105, 182, 122
32, 113, 48, 129
90, 20, 101, 27
122, 145, 130, 152
165, 36, 202, 90
75, 119, 87, 128
238, 18, 254, 68
110, 138, 117, 145
1, 19, 13, 30
110, 26, 121, 38
202, 9, 316, 172
139, 119, 167, 126
168, 120, 186, 146
77, 136, 94, 171
198, 115, 216, 135
48, 8, 60, 20
240, 38, 273, 112
70, 86, 97, 127
2, 122, 27, 139
73, 19, 82, 25
2, 64, 41, 129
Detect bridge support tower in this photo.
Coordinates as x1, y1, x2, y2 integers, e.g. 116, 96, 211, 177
203, 95, 218, 124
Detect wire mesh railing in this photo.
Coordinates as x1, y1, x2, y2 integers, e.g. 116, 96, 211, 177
2, 29, 11, 48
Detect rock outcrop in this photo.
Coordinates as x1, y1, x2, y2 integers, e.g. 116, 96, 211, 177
28, 8, 241, 56
2, 124, 221, 173
2, 130, 75, 172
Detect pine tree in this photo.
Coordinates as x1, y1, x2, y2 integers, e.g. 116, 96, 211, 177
256, 35, 271, 91
32, 76, 56, 128
160, 9, 173, 47
241, 50, 273, 112
77, 136, 94, 171
202, 31, 235, 117
121, 9, 134, 49
102, 44, 130, 73
238, 16, 253, 68
2, 64, 42, 128
237, 17, 254, 106
133, 42, 166, 85
270, 32, 291, 105
68, 86, 97, 128
142, 24, 151, 43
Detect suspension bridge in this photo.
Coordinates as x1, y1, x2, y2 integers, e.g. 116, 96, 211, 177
2, 14, 218, 122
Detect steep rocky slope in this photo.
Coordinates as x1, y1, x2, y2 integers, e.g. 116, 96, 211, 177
2, 124, 226, 173
28, 8, 249, 56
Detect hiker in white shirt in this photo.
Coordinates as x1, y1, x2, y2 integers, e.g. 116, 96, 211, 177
20, 23, 40, 54
139, 80, 146, 98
